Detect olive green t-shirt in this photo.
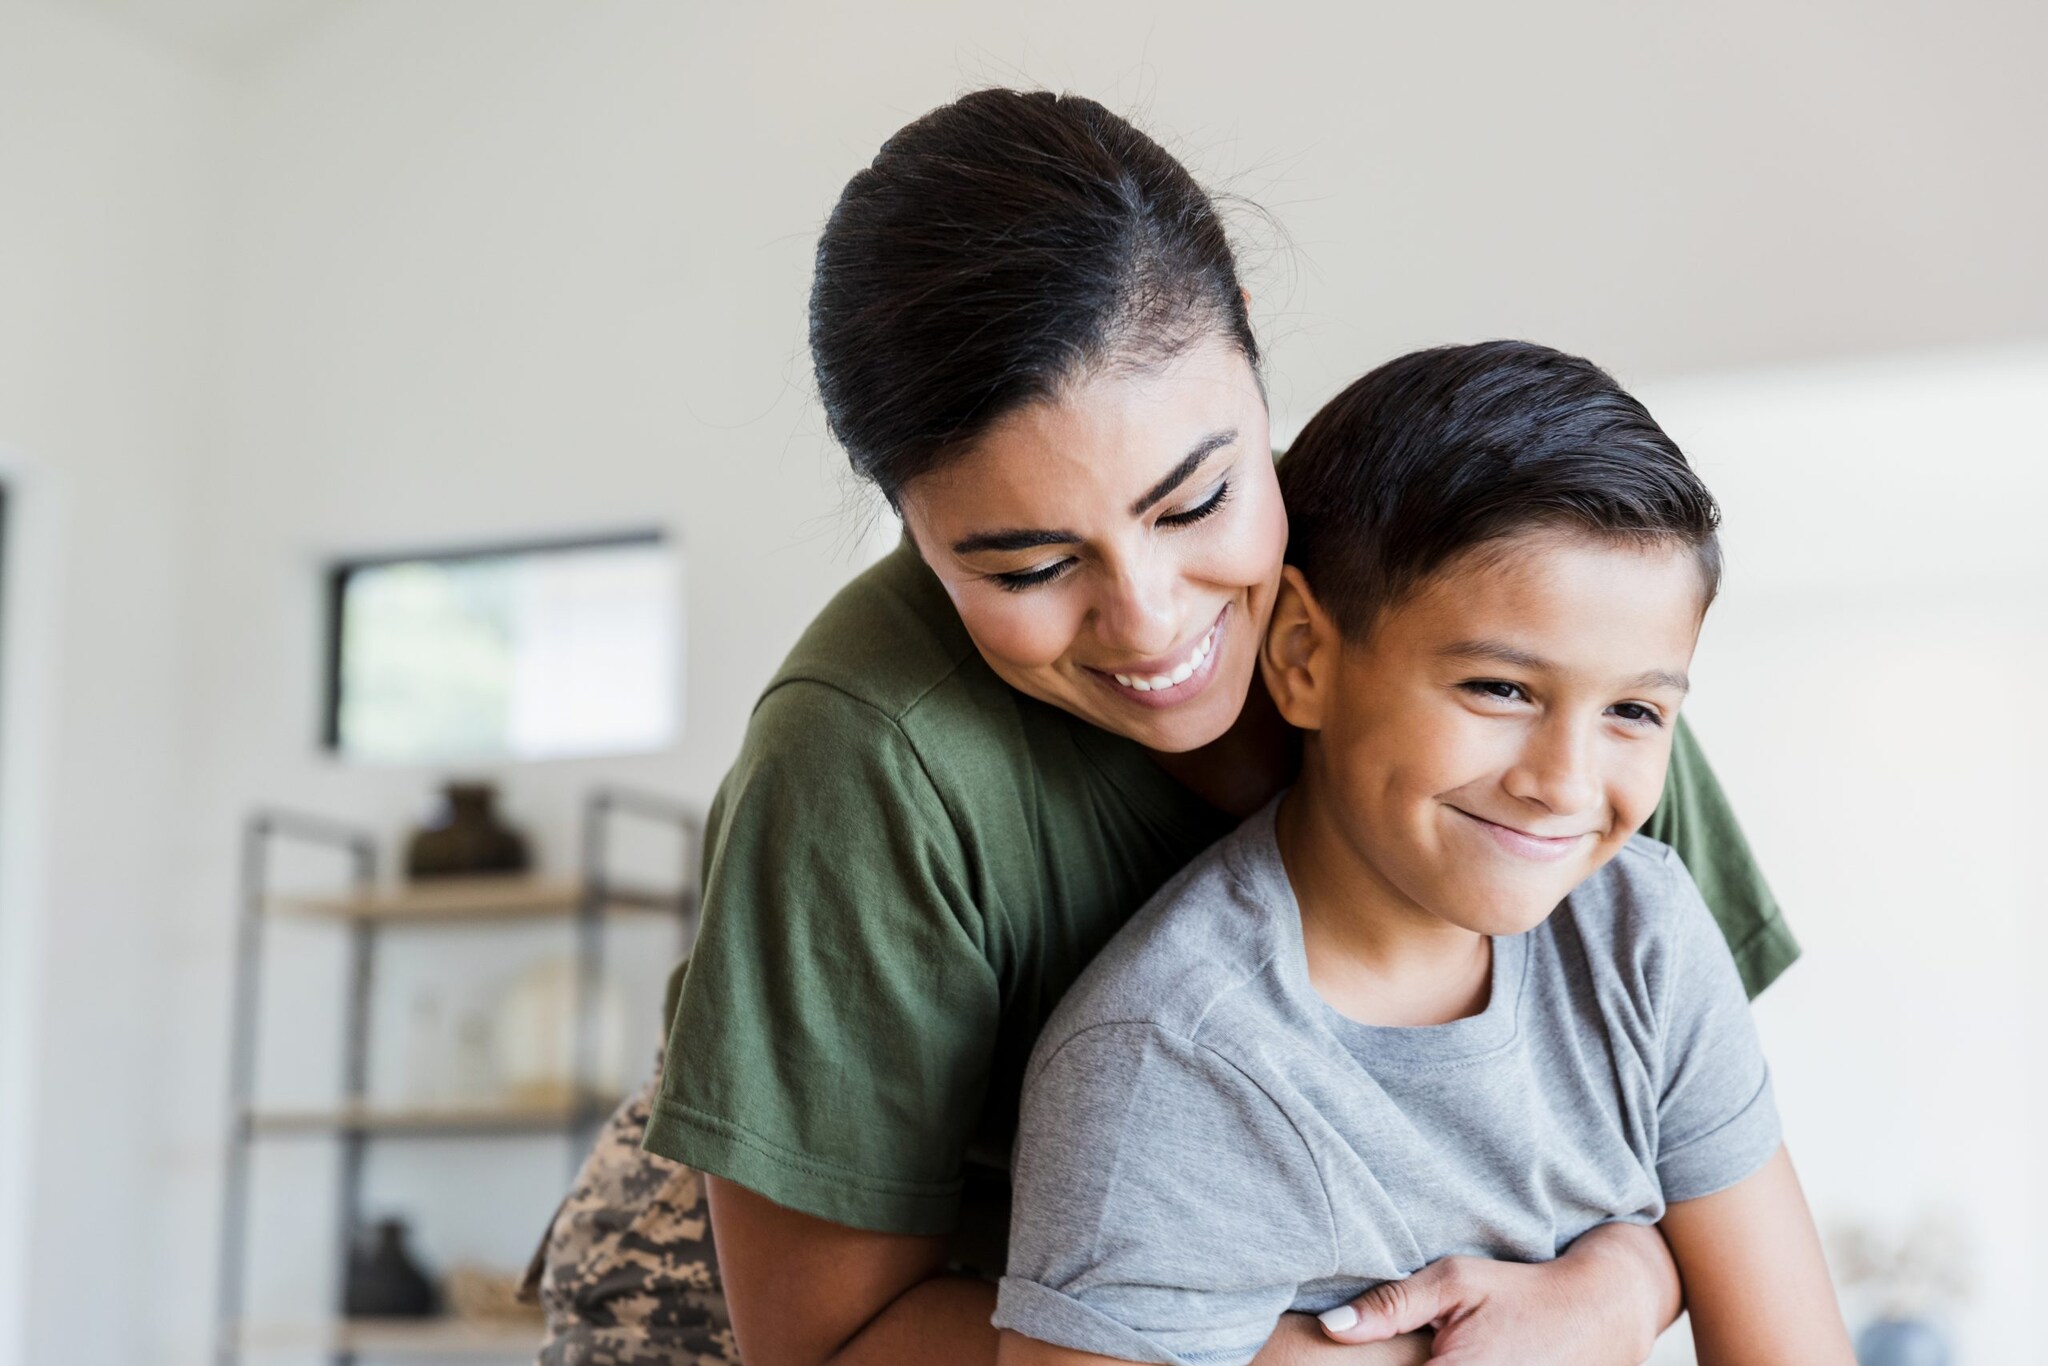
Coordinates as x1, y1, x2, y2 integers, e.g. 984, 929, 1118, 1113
644, 540, 1800, 1250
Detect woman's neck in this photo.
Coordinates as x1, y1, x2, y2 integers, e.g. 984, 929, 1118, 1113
1144, 674, 1299, 818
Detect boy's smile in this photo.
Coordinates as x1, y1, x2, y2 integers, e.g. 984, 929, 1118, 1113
1266, 529, 1709, 997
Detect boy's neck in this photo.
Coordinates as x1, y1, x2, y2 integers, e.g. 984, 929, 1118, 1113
1273, 775, 1494, 1029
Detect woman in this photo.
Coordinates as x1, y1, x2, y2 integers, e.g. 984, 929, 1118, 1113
528, 89, 1798, 1366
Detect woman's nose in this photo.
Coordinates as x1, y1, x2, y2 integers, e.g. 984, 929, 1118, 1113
1093, 562, 1181, 658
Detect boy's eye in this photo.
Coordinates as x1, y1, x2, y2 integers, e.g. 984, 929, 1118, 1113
993, 558, 1075, 592
1460, 680, 1529, 704
1158, 479, 1231, 528
1607, 701, 1666, 728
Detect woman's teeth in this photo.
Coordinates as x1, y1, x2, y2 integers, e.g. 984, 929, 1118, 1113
1112, 625, 1216, 693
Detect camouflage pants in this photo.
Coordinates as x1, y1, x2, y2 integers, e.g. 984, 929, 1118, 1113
523, 1054, 741, 1364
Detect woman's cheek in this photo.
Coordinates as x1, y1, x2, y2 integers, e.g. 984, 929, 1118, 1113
1221, 469, 1290, 590
958, 590, 1088, 672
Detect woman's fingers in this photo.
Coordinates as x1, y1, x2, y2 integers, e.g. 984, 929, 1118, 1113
1317, 1259, 1465, 1343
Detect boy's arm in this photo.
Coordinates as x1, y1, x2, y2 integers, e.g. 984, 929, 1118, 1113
1658, 1146, 1854, 1366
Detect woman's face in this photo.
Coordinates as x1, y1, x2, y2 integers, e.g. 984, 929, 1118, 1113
898, 335, 1287, 754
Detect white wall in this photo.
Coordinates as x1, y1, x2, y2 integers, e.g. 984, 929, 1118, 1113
1637, 349, 2048, 1362
3, 1, 2045, 1362
0, 2, 224, 1362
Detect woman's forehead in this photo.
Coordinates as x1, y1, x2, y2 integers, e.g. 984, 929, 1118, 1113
904, 340, 1267, 531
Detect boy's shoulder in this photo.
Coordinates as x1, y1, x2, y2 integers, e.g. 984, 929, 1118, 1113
1028, 804, 1294, 1071
1550, 831, 1720, 984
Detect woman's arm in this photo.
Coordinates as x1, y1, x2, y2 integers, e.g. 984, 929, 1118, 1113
709, 1175, 998, 1366
1657, 1147, 1854, 1366
715, 1176, 1430, 1366
998, 1323, 1433, 1366
716, 1174, 1681, 1366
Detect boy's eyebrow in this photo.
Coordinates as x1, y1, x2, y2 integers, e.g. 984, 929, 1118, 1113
951, 429, 1239, 556
1438, 639, 1691, 694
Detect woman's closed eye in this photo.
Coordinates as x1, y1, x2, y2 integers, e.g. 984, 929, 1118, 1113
990, 478, 1234, 591
1158, 478, 1231, 528
992, 558, 1076, 592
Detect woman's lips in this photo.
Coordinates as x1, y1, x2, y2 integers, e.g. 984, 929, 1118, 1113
1086, 606, 1229, 711
1452, 807, 1594, 863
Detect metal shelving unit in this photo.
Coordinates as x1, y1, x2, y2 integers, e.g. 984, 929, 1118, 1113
214, 787, 700, 1366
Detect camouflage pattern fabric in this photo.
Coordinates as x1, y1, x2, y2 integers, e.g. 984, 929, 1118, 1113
523, 1053, 741, 1364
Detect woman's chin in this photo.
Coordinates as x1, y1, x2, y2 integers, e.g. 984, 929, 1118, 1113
1094, 675, 1246, 754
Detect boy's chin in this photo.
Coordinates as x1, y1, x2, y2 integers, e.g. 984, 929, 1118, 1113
1440, 887, 1567, 939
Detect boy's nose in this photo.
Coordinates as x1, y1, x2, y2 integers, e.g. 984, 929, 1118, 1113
1503, 722, 1601, 817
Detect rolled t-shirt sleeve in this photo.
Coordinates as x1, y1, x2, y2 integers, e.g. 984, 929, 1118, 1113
644, 680, 1000, 1235
1649, 853, 1784, 1204
997, 1024, 1331, 1366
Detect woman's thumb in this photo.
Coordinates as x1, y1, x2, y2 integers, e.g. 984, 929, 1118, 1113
1317, 1266, 1449, 1343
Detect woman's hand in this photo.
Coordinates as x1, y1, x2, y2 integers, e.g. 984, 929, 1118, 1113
1314, 1222, 1681, 1366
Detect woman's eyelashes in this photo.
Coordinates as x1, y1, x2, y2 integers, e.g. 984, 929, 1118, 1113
989, 479, 1235, 591
1159, 478, 1231, 527
993, 558, 1075, 592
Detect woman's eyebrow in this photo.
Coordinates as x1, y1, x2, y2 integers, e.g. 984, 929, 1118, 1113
1130, 428, 1238, 516
951, 527, 1076, 556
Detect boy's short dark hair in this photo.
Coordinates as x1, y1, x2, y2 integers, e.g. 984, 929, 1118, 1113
1278, 340, 1722, 640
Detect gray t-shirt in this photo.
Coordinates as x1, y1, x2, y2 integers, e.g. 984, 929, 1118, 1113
994, 799, 1781, 1366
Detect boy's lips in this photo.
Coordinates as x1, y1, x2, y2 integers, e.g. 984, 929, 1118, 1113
1450, 807, 1595, 863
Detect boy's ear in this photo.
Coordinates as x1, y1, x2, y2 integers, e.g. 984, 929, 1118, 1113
1260, 565, 1339, 731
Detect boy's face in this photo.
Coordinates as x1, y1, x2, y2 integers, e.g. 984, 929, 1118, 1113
1264, 530, 1706, 938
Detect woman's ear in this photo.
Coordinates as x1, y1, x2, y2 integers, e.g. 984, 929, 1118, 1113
1260, 565, 1338, 731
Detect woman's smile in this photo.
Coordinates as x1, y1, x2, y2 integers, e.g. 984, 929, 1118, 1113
1085, 605, 1227, 708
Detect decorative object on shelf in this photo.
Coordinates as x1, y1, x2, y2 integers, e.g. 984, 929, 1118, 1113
448, 1006, 498, 1104
342, 1217, 439, 1318
1854, 1318, 1949, 1366
1831, 1210, 1971, 1366
405, 781, 530, 879
493, 956, 630, 1103
444, 1264, 545, 1327
401, 990, 448, 1106
216, 789, 699, 1366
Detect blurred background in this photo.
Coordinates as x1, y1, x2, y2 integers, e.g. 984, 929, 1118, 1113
1, 1, 2043, 1363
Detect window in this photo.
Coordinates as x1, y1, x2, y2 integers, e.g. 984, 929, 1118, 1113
323, 531, 680, 763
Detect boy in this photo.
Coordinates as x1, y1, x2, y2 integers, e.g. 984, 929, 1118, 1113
991, 342, 1852, 1366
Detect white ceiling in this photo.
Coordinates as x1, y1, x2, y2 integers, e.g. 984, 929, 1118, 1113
64, 0, 346, 68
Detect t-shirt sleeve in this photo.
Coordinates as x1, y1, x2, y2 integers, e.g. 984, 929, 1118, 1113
1649, 853, 1784, 1204
995, 1024, 1330, 1366
1641, 717, 1801, 998
642, 680, 999, 1235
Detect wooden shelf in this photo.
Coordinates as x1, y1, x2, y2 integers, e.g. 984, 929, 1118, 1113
249, 1093, 619, 1137
267, 874, 686, 924
233, 1316, 541, 1356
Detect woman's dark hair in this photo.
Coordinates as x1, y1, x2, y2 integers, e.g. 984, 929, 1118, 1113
1278, 340, 1723, 640
809, 88, 1259, 505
